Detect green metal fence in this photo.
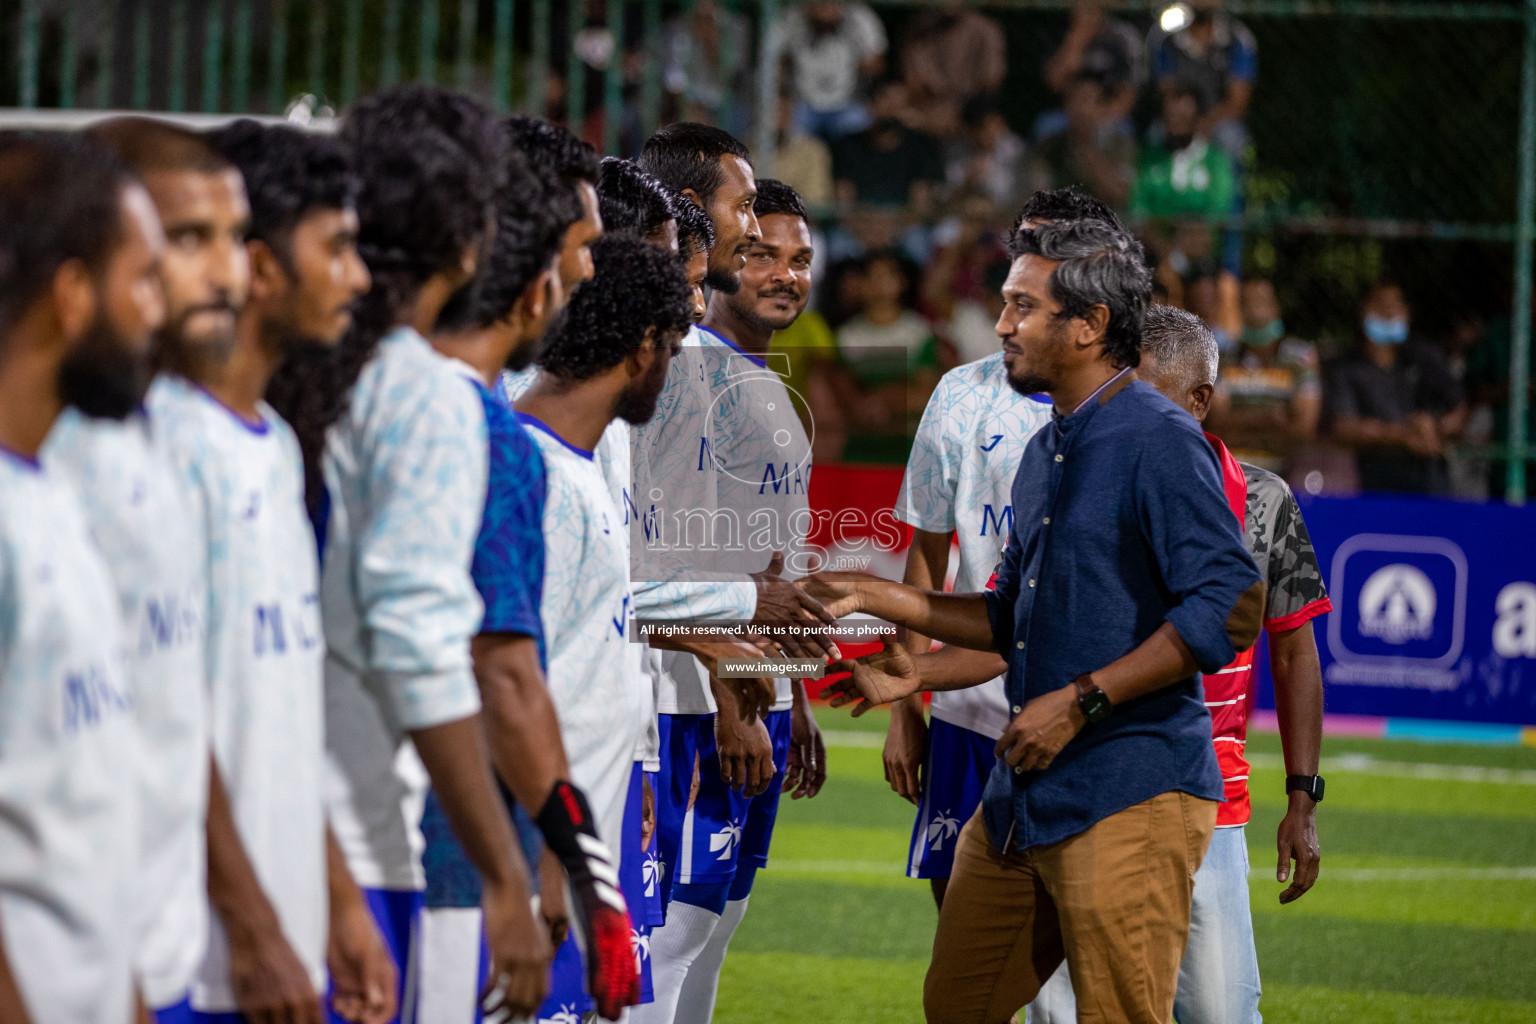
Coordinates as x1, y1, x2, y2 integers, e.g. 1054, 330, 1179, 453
1, 0, 1531, 500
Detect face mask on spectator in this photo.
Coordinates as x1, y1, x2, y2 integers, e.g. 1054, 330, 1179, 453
1242, 319, 1284, 347
1363, 314, 1409, 345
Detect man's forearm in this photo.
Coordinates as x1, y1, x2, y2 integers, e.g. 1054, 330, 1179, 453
913, 646, 1009, 692
206, 757, 285, 941
1089, 621, 1201, 706
0, 915, 33, 1024
854, 581, 995, 651
410, 717, 526, 892
474, 634, 571, 814
1269, 624, 1324, 776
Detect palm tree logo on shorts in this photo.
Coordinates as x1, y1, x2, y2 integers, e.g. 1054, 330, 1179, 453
540, 1005, 582, 1024
643, 851, 661, 896
710, 819, 744, 861
928, 810, 960, 851
631, 928, 651, 971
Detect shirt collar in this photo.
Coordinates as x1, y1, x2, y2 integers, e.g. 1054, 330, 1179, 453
1050, 366, 1134, 433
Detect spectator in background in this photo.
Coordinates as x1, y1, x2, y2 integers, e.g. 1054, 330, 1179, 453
1040, 0, 1146, 138
1208, 277, 1323, 472
900, 1, 1007, 137
1130, 82, 1235, 280
772, 92, 834, 207
833, 78, 945, 213
946, 96, 1029, 211
1152, 0, 1258, 160
828, 250, 947, 459
661, 0, 753, 137
1026, 72, 1137, 210
1327, 281, 1466, 495
773, 1, 888, 142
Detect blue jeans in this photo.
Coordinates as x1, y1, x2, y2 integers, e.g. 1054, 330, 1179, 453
1025, 825, 1261, 1024
793, 102, 870, 142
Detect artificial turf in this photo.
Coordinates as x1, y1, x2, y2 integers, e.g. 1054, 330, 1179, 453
711, 707, 1536, 1023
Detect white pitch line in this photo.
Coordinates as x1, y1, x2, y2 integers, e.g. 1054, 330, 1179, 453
823, 732, 1536, 785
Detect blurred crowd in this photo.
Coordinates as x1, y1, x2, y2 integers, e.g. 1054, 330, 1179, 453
560, 0, 1527, 499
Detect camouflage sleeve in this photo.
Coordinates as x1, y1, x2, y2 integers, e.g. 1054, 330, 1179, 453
1253, 472, 1332, 631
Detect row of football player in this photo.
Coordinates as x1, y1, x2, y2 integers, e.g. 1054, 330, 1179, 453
0, 88, 843, 1024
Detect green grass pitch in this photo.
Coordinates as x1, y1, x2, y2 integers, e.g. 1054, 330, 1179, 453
712, 707, 1536, 1023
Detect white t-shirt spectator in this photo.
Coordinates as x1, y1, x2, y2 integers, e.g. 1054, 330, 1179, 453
773, 3, 888, 112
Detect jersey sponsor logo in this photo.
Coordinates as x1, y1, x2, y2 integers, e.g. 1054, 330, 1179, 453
709, 819, 743, 861
980, 434, 1004, 452
980, 503, 1013, 538
926, 809, 961, 851
759, 461, 809, 496
62, 661, 132, 734
621, 486, 637, 527
697, 436, 713, 472
252, 593, 321, 657
137, 591, 200, 655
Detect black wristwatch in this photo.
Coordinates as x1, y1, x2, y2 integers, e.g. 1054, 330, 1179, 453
1073, 674, 1112, 724
1285, 774, 1325, 802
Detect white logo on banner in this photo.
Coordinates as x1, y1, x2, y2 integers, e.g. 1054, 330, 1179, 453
1358, 564, 1438, 644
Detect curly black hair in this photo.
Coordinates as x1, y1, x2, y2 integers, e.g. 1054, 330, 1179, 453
0, 132, 134, 341
671, 190, 716, 263
206, 119, 358, 268
538, 233, 694, 383
1008, 219, 1150, 371
265, 84, 509, 514
1007, 186, 1124, 256
752, 178, 806, 222
596, 157, 675, 241
506, 115, 599, 236
638, 122, 752, 204
436, 142, 564, 332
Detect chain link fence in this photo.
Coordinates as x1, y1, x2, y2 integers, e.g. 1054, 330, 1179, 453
1, 0, 1530, 498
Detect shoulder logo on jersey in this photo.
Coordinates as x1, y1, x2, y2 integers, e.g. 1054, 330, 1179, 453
709, 819, 743, 861
926, 809, 960, 851
980, 503, 1013, 537
980, 435, 1004, 452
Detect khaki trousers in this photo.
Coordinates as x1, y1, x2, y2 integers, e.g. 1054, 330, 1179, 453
923, 791, 1217, 1024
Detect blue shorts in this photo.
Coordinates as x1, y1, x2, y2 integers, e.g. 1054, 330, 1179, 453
536, 930, 593, 1022
908, 718, 997, 879
654, 712, 706, 907
619, 762, 655, 1005
329, 888, 422, 1024
155, 998, 194, 1024
738, 709, 793, 869
642, 770, 665, 928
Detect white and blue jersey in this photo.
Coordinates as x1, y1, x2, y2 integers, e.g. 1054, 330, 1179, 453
44, 408, 209, 1010
894, 353, 1052, 879
630, 325, 759, 716
147, 377, 327, 1011
522, 412, 645, 855
321, 327, 488, 893
0, 447, 140, 1024
895, 352, 1053, 739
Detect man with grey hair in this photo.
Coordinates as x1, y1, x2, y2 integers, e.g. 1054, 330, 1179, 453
1135, 304, 1330, 1024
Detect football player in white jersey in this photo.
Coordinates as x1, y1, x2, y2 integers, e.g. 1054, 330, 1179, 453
638, 179, 832, 1024
283, 87, 549, 1023
43, 126, 210, 1024
0, 132, 164, 1024
514, 234, 697, 1021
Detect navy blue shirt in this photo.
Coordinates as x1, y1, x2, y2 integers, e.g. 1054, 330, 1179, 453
981, 373, 1263, 852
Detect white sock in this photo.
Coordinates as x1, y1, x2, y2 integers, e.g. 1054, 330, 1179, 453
629, 901, 721, 1024
671, 896, 750, 1024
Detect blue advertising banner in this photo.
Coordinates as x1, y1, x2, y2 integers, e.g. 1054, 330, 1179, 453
1253, 493, 1536, 725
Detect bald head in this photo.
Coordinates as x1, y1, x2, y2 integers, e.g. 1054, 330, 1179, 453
1139, 304, 1219, 422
